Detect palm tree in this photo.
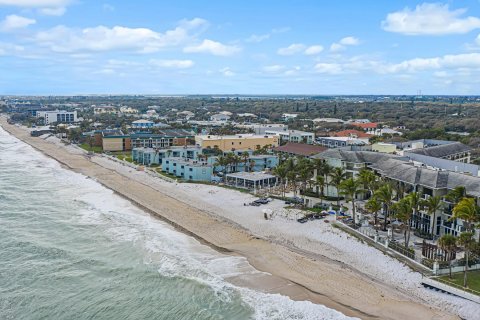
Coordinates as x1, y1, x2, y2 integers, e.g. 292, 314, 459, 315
214, 156, 229, 179
451, 197, 480, 233
298, 168, 313, 205
357, 168, 376, 198
315, 175, 326, 203
438, 234, 457, 279
457, 232, 475, 288
339, 178, 363, 227
330, 167, 346, 206
392, 197, 413, 248
287, 170, 298, 196
407, 191, 422, 232
321, 163, 333, 197
374, 183, 395, 231
365, 197, 382, 226
393, 181, 406, 201
446, 186, 466, 205
423, 196, 443, 237
233, 154, 241, 172
241, 151, 250, 172
273, 164, 288, 198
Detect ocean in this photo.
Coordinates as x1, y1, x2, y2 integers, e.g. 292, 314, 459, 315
0, 126, 353, 320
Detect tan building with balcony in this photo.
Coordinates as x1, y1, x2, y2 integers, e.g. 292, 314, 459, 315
195, 134, 279, 152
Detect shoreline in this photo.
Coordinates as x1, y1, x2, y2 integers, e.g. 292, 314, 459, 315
0, 119, 460, 320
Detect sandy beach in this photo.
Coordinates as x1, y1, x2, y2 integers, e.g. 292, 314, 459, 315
1, 118, 476, 320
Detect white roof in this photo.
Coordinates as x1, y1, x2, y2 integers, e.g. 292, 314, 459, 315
226, 171, 276, 181
196, 134, 276, 140
133, 119, 154, 124
313, 118, 345, 123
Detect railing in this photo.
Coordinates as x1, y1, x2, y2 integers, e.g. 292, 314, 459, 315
388, 241, 415, 260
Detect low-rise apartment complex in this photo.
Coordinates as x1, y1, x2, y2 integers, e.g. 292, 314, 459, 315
195, 134, 279, 152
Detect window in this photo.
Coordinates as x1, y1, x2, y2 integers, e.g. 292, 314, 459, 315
189, 168, 193, 172
189, 176, 193, 179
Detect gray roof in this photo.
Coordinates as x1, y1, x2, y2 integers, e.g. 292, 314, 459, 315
407, 142, 471, 158
370, 158, 480, 197
313, 149, 480, 197
312, 149, 404, 164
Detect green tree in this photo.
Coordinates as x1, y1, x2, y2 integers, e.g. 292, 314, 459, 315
451, 197, 480, 233
315, 175, 326, 203
438, 234, 457, 279
339, 178, 363, 226
446, 186, 466, 205
214, 156, 229, 179
392, 197, 413, 248
365, 197, 382, 226
422, 196, 443, 237
329, 167, 346, 206
357, 168, 376, 198
241, 151, 250, 172
374, 183, 395, 231
457, 232, 475, 288
273, 164, 288, 198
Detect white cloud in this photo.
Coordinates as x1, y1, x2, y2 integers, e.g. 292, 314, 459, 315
476, 34, 480, 45
149, 59, 194, 69
304, 45, 323, 55
0, 0, 72, 16
384, 53, 480, 73
0, 42, 25, 56
339, 36, 359, 46
314, 63, 342, 74
0, 14, 36, 31
284, 66, 301, 76
277, 43, 305, 55
220, 67, 235, 76
184, 39, 240, 56
310, 53, 480, 76
33, 18, 208, 53
246, 33, 270, 43
245, 27, 289, 43
103, 3, 115, 12
329, 43, 345, 52
382, 3, 480, 35
39, 7, 66, 16
262, 65, 285, 72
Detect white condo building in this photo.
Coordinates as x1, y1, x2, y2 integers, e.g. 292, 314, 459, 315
36, 110, 78, 125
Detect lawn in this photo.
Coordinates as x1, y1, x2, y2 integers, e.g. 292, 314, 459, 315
80, 143, 103, 153
438, 269, 480, 295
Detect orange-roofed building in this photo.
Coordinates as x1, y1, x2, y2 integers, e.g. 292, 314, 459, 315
350, 122, 378, 133
332, 129, 373, 139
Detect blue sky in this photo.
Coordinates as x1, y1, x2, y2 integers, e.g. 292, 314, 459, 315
1, 0, 480, 95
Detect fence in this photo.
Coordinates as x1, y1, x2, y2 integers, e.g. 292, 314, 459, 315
388, 241, 415, 260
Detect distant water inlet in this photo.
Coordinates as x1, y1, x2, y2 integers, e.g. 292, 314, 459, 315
0, 126, 354, 320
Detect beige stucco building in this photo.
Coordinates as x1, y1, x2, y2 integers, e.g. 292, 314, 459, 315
195, 134, 279, 152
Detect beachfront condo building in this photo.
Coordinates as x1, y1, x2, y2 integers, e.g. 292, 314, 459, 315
132, 146, 202, 166
195, 134, 279, 152
162, 157, 213, 181
102, 130, 194, 152
263, 127, 315, 144
36, 110, 77, 125
313, 149, 480, 238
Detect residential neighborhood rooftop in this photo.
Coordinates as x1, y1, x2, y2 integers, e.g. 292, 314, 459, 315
274, 142, 327, 156
407, 142, 472, 158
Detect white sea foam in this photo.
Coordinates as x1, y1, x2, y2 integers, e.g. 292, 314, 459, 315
0, 126, 357, 319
